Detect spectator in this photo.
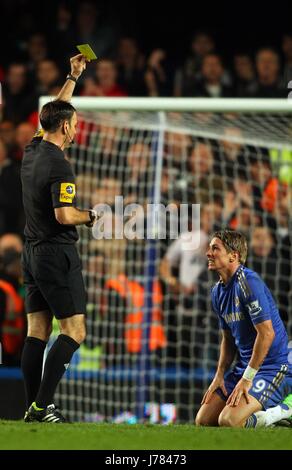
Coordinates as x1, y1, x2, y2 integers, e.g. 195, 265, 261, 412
249, 156, 279, 217
49, 3, 76, 70
76, 1, 117, 60
75, 173, 99, 207
144, 49, 174, 96
159, 204, 212, 366
81, 59, 127, 97
217, 127, 249, 180
233, 175, 253, 208
11, 122, 36, 163
159, 219, 209, 297
2, 63, 36, 124
123, 142, 151, 204
221, 183, 238, 225
0, 66, 4, 82
190, 54, 234, 97
36, 59, 62, 96
0, 121, 15, 155
164, 131, 192, 168
248, 48, 286, 97
279, 232, 292, 337
228, 201, 254, 239
187, 141, 223, 202
0, 233, 26, 366
25, 33, 49, 77
174, 31, 215, 97
91, 177, 122, 208
0, 139, 23, 234
281, 33, 292, 89
248, 226, 290, 325
88, 236, 127, 281
274, 183, 290, 239
0, 233, 23, 255
233, 53, 255, 96
116, 37, 147, 96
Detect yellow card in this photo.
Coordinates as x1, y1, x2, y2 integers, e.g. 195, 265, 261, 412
76, 44, 97, 60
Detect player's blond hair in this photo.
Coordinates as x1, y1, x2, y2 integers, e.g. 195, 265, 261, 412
212, 229, 248, 264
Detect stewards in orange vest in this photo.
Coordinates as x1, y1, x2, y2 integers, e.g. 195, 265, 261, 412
0, 279, 25, 356
105, 274, 166, 353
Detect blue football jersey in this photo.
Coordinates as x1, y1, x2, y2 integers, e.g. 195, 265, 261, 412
211, 265, 288, 368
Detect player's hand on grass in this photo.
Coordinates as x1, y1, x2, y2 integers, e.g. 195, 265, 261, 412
201, 375, 228, 404
226, 377, 252, 407
70, 54, 88, 79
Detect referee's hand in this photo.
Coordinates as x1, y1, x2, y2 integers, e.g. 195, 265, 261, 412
70, 54, 88, 80
85, 209, 98, 228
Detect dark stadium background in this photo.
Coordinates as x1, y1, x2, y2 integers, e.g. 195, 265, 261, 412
0, 0, 290, 65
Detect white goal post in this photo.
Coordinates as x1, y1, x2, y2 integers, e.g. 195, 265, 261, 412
40, 96, 292, 112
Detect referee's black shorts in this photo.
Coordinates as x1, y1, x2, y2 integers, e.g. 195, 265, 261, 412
22, 242, 87, 319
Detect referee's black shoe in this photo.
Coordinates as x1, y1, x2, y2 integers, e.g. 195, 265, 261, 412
24, 402, 67, 423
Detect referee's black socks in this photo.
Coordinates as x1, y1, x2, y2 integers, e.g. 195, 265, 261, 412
21, 336, 47, 409
35, 334, 80, 409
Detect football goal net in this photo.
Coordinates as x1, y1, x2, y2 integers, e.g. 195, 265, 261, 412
39, 97, 292, 423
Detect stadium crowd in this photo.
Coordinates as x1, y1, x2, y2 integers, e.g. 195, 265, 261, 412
0, 0, 291, 370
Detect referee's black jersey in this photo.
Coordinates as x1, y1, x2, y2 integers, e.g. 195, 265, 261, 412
21, 134, 78, 244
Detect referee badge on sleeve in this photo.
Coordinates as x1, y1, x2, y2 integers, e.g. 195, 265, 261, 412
59, 183, 76, 203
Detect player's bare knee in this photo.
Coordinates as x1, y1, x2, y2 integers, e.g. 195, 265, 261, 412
218, 415, 231, 427
195, 411, 211, 427
195, 416, 205, 426
218, 411, 239, 428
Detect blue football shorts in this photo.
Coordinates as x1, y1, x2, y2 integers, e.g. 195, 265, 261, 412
216, 363, 291, 410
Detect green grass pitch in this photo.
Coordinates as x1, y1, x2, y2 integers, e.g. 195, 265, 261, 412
0, 421, 291, 450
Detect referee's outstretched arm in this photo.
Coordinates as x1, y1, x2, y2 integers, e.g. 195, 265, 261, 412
38, 54, 97, 228
55, 54, 88, 102
55, 205, 97, 227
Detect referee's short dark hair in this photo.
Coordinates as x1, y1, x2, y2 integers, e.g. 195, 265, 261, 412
40, 100, 76, 133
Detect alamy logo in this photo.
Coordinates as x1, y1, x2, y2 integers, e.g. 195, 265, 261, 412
246, 300, 262, 316
91, 198, 201, 250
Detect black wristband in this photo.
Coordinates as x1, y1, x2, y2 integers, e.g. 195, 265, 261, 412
66, 73, 78, 83
85, 210, 96, 227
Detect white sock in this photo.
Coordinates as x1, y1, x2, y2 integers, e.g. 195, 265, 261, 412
254, 404, 292, 428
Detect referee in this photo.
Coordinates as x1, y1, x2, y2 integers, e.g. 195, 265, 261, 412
21, 54, 97, 423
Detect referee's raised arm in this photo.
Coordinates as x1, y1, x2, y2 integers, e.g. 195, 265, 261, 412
38, 54, 97, 228
55, 54, 88, 102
